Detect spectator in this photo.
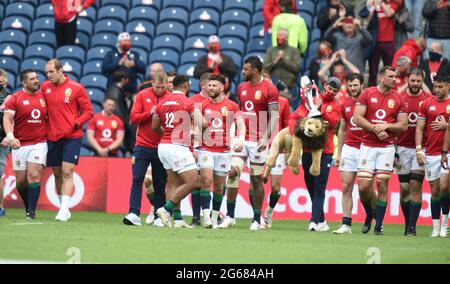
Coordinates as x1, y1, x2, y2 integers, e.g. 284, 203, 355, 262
317, 0, 355, 37
263, 0, 297, 48
193, 35, 238, 84
102, 32, 146, 96
51, 0, 95, 47
394, 56, 412, 93
422, 0, 450, 59
309, 40, 334, 90
271, 0, 308, 55
263, 28, 301, 108
324, 16, 372, 74
420, 41, 450, 90
394, 3, 414, 50
367, 0, 402, 86
87, 97, 125, 157
392, 37, 426, 68
404, 0, 425, 38
0, 68, 10, 217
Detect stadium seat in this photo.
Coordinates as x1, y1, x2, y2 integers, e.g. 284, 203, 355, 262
133, 47, 148, 64
249, 25, 264, 39
94, 19, 124, 35
180, 50, 206, 65
87, 46, 112, 61
81, 75, 108, 92
80, 147, 93, 157
222, 51, 242, 69
128, 6, 158, 25
87, 88, 105, 106
75, 32, 90, 50
0, 4, 4, 20
252, 13, 264, 26
299, 13, 313, 31
0, 43, 23, 61
163, 0, 191, 11
29, 31, 57, 48
149, 49, 179, 67
83, 60, 103, 76
130, 33, 152, 52
24, 44, 54, 60
61, 59, 82, 80
7, 72, 15, 90
5, 2, 34, 21
10, 0, 39, 7
224, 0, 253, 14
305, 56, 316, 71
159, 7, 189, 25
316, 0, 327, 14
307, 41, 320, 59
297, 0, 315, 16
32, 16, 54, 32
218, 23, 248, 41
255, 0, 263, 12
183, 36, 208, 51
193, 0, 222, 13
247, 38, 266, 53
0, 56, 20, 77
97, 5, 127, 23
189, 78, 200, 93
56, 45, 86, 64
220, 37, 245, 55
20, 58, 48, 73
131, 0, 162, 9
76, 18, 94, 36
2, 16, 32, 33
156, 22, 185, 39
126, 20, 155, 38
221, 9, 251, 27
35, 3, 53, 19
190, 8, 220, 26
310, 28, 321, 43
187, 22, 216, 37
0, 30, 27, 48
90, 33, 117, 48
102, 0, 131, 9
178, 63, 196, 77
77, 6, 97, 23
153, 35, 182, 53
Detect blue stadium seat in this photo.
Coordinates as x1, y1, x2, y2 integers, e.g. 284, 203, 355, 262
189, 78, 200, 93
0, 56, 20, 76
307, 41, 320, 59
130, 33, 152, 52
131, 0, 162, 10
77, 6, 97, 23
297, 0, 315, 16
247, 38, 266, 53
0, 4, 4, 20
5, 2, 34, 20
90, 33, 117, 48
149, 49, 179, 67
35, 3, 53, 19
218, 23, 248, 41
80, 147, 93, 157
178, 63, 196, 77
87, 46, 112, 61
299, 13, 313, 30
305, 56, 316, 71
220, 37, 245, 55
184, 36, 208, 51
81, 75, 108, 92
75, 32, 90, 50
187, 22, 216, 37
221, 9, 251, 27
163, 0, 191, 11
310, 28, 321, 43
255, 0, 263, 12
102, 0, 131, 9
61, 59, 82, 80
32, 16, 54, 32
29, 31, 57, 48
83, 60, 103, 76
24, 44, 53, 60
180, 50, 206, 65
190, 8, 220, 26
10, 0, 39, 7
193, 0, 222, 13
56, 45, 86, 64
0, 30, 27, 47
316, 0, 327, 14
224, 0, 253, 14
94, 19, 124, 35
249, 25, 264, 39
2, 16, 32, 33
98, 5, 127, 23
0, 43, 23, 61
252, 13, 264, 26
222, 51, 242, 69
20, 58, 48, 73
128, 6, 158, 25
159, 7, 189, 25
153, 35, 182, 53
76, 18, 94, 36
156, 22, 185, 39
159, 62, 177, 72
87, 88, 105, 105
133, 47, 148, 64
126, 20, 155, 38
7, 72, 15, 90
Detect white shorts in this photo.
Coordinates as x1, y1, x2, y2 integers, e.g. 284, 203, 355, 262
358, 145, 395, 173
424, 154, 450, 182
395, 146, 424, 175
270, 153, 286, 175
12, 142, 47, 171
339, 144, 360, 172
232, 141, 268, 164
197, 150, 231, 176
158, 144, 198, 174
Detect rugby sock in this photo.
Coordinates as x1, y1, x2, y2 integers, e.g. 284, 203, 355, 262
16, 184, 28, 213
60, 195, 71, 212
27, 182, 40, 214
58, 195, 62, 204
362, 199, 373, 221
249, 188, 255, 208
269, 192, 281, 209
431, 198, 441, 220
200, 189, 211, 210
342, 217, 352, 226
440, 193, 450, 215
408, 201, 422, 228
191, 189, 201, 218
253, 209, 261, 224
227, 200, 236, 218
400, 200, 410, 227
172, 209, 182, 221
212, 192, 224, 211
163, 200, 175, 214
374, 200, 387, 231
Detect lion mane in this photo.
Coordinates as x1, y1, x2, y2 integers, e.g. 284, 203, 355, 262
294, 117, 329, 150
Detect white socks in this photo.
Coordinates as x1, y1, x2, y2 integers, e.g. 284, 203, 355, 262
60, 195, 70, 212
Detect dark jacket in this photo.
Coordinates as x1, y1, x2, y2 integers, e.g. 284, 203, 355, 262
0, 89, 9, 139
422, 0, 450, 39
263, 44, 301, 87
105, 83, 130, 124
102, 49, 146, 95
317, 1, 354, 37
193, 53, 238, 82
394, 5, 414, 50
420, 58, 450, 89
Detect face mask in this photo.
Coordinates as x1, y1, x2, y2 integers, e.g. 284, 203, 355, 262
276, 36, 287, 46
208, 43, 221, 53
120, 42, 131, 52
324, 90, 336, 100
429, 51, 442, 62
318, 48, 332, 58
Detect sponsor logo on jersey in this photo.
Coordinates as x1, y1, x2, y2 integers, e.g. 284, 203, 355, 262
326, 105, 332, 113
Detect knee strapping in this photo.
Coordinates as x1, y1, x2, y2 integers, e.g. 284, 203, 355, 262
250, 164, 264, 176
357, 170, 374, 180
410, 173, 424, 183
227, 157, 245, 188
398, 174, 411, 184
376, 172, 392, 181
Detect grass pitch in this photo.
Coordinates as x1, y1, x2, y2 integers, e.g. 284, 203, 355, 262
0, 209, 449, 264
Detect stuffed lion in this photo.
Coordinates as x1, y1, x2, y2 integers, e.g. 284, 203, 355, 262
263, 116, 329, 183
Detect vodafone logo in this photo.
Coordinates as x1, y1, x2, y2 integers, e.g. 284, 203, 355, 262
31, 109, 41, 119
102, 129, 112, 139
211, 118, 223, 129
350, 116, 357, 127
375, 109, 386, 120
408, 112, 418, 123
244, 101, 254, 112
46, 173, 85, 209
436, 115, 445, 122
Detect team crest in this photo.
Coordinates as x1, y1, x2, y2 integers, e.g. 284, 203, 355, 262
39, 98, 46, 107
388, 99, 395, 109
360, 159, 367, 166
326, 105, 332, 113
446, 105, 450, 114
254, 90, 262, 100
221, 106, 228, 117
16, 160, 20, 167
426, 171, 431, 177
111, 120, 118, 129
65, 88, 72, 97
202, 155, 208, 162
